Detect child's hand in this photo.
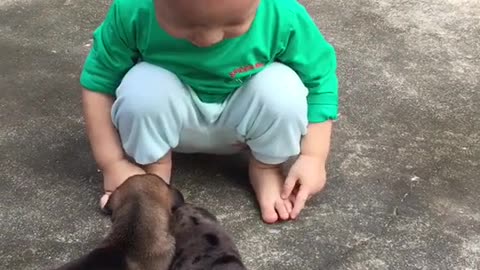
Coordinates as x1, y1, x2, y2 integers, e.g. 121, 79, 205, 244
281, 154, 327, 219
100, 159, 146, 210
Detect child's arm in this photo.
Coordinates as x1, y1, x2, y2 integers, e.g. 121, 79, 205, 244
82, 89, 145, 193
79, 0, 146, 193
82, 89, 122, 171
277, 4, 339, 218
282, 121, 332, 218
301, 121, 332, 163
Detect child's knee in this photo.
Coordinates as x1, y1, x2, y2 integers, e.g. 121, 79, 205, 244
112, 63, 190, 125
109, 63, 193, 164
246, 62, 308, 123
113, 93, 167, 123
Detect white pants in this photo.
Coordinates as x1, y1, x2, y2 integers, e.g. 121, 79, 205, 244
111, 62, 309, 165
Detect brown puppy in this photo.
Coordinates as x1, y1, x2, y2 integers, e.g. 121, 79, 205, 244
54, 173, 185, 270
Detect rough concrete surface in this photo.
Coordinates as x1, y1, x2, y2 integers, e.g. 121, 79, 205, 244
0, 0, 479, 269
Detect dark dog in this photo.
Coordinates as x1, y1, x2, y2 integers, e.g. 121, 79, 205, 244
54, 174, 184, 270
169, 203, 247, 270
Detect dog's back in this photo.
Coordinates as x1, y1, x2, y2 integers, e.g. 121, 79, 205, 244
169, 204, 247, 270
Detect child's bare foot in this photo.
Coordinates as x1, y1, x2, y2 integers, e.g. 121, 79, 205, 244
249, 158, 291, 224
143, 152, 173, 184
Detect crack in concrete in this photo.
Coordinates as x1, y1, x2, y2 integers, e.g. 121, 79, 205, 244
386, 175, 420, 221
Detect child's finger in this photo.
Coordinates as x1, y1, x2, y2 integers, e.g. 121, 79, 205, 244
100, 192, 112, 213
282, 174, 298, 199
284, 198, 293, 214
275, 200, 290, 220
290, 186, 309, 219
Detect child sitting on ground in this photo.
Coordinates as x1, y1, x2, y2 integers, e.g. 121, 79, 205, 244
80, 0, 339, 224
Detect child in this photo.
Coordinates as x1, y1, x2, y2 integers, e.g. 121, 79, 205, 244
80, 0, 339, 224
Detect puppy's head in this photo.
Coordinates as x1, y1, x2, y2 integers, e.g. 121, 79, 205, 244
105, 174, 185, 218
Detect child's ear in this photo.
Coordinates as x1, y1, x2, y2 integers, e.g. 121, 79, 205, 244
170, 187, 185, 212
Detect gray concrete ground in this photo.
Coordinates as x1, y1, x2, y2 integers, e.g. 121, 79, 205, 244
1, 0, 479, 269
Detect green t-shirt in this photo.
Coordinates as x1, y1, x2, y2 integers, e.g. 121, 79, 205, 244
80, 0, 339, 123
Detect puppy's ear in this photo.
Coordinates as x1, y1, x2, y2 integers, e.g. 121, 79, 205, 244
170, 187, 185, 212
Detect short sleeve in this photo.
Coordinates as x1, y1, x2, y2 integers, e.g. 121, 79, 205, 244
80, 0, 140, 96
277, 5, 339, 123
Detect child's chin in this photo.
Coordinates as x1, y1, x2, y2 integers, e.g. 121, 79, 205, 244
189, 40, 222, 48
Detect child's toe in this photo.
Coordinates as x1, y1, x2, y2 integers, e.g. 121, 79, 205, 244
259, 202, 278, 224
